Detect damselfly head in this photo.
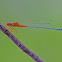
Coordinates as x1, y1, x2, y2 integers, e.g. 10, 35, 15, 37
6, 22, 11, 26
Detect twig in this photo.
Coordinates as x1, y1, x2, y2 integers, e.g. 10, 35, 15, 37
0, 23, 45, 62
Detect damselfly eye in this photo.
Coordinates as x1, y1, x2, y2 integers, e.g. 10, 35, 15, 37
6, 22, 10, 26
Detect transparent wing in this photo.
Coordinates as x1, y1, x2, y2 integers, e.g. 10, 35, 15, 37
21, 22, 51, 28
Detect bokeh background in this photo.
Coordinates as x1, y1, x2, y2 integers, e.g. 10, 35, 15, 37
0, 0, 62, 62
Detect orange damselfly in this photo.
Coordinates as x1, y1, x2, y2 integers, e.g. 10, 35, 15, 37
6, 22, 62, 34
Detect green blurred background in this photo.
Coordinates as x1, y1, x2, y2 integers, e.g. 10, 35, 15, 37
0, 0, 62, 62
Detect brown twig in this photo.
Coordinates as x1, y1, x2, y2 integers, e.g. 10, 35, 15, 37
0, 23, 45, 62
